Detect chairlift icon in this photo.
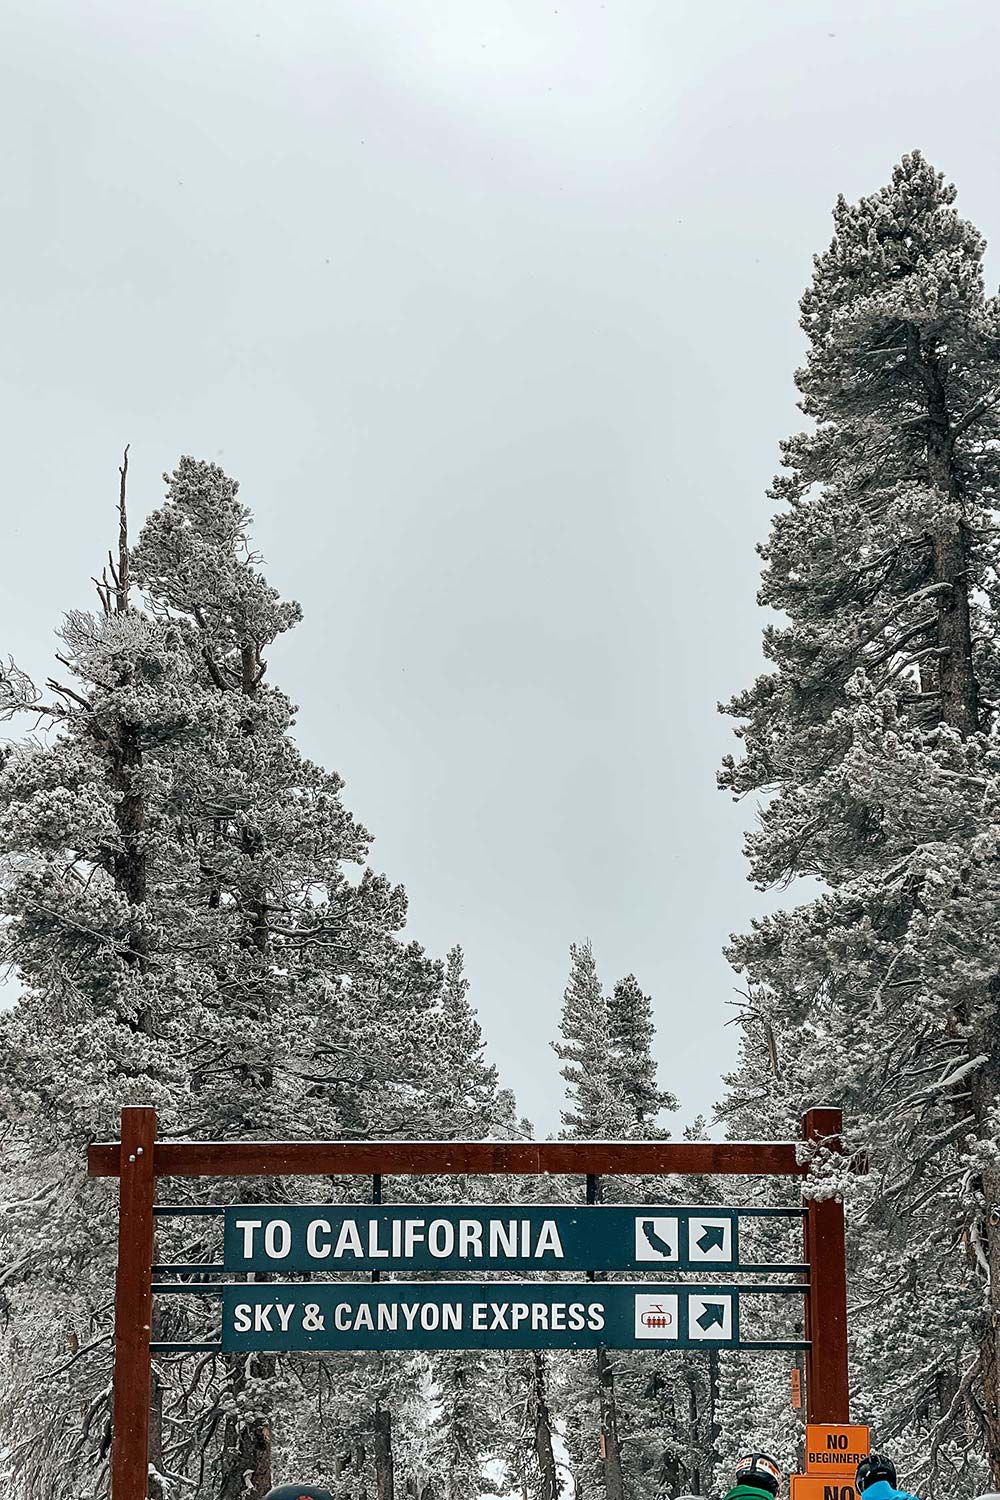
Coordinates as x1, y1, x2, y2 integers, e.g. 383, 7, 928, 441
634, 1292, 679, 1340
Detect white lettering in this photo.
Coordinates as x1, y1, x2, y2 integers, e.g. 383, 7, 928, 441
367, 1220, 388, 1259
334, 1303, 352, 1330
492, 1221, 517, 1258
403, 1221, 426, 1257
459, 1220, 483, 1258
264, 1220, 291, 1260
472, 1303, 488, 1330
306, 1219, 332, 1259
275, 1302, 295, 1332
356, 1305, 374, 1330
429, 1220, 454, 1258
235, 1219, 262, 1259
253, 1305, 274, 1332
402, 1304, 420, 1330
587, 1302, 606, 1330
233, 1303, 252, 1333
378, 1305, 398, 1331
442, 1303, 462, 1330
535, 1221, 564, 1258
334, 1221, 364, 1259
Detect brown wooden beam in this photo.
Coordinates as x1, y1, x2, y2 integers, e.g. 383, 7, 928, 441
88, 1136, 806, 1180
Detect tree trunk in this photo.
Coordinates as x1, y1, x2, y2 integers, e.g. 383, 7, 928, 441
588, 1173, 625, 1500
708, 1348, 721, 1470
107, 453, 148, 975
220, 1356, 274, 1499
216, 646, 277, 1496
685, 1362, 701, 1494
596, 1347, 625, 1500
532, 1352, 561, 1500
147, 1370, 164, 1500
112, 721, 148, 910
969, 1034, 1000, 1481
923, 341, 1000, 1478
355, 1437, 369, 1500
931, 525, 980, 734
373, 1404, 395, 1500
923, 342, 980, 737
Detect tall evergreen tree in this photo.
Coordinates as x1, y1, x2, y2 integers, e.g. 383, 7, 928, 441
720, 153, 1000, 1491
422, 946, 524, 1500
553, 944, 693, 1500
607, 975, 678, 1129
0, 457, 449, 1498
553, 941, 629, 1141
552, 942, 623, 1500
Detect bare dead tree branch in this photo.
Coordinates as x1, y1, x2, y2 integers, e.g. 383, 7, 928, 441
117, 443, 130, 614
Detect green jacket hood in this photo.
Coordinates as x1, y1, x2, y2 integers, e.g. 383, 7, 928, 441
724, 1486, 778, 1500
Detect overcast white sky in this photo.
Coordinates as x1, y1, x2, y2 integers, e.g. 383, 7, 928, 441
4, 0, 999, 1136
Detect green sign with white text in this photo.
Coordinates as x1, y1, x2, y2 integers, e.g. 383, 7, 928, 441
223, 1205, 741, 1273
222, 1282, 744, 1352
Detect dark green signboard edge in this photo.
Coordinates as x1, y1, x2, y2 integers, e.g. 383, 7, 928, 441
220, 1203, 777, 1274
220, 1280, 775, 1352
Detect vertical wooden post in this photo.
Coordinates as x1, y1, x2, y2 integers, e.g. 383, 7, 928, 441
112, 1106, 157, 1500
802, 1107, 849, 1422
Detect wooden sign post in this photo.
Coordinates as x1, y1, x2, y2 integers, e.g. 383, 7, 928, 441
90, 1106, 851, 1500
802, 1108, 850, 1423
109, 1107, 157, 1500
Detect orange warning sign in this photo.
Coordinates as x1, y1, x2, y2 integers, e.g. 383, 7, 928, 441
804, 1425, 870, 1474
790, 1477, 857, 1500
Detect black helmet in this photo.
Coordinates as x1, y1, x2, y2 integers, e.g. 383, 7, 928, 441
735, 1453, 782, 1496
263, 1488, 335, 1500
856, 1456, 897, 1493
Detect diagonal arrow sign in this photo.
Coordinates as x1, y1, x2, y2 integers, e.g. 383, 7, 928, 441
641, 1220, 674, 1259
696, 1224, 726, 1255
696, 1301, 727, 1332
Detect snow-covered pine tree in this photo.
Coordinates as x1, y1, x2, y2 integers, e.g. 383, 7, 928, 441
711, 1009, 803, 1485
288, 948, 528, 1500
550, 942, 616, 1500
0, 452, 211, 1499
552, 946, 692, 1500
720, 153, 1000, 1491
553, 942, 631, 1144
614, 1111, 729, 1500
606, 982, 724, 1500
0, 456, 449, 1498
421, 947, 523, 1500
607, 975, 677, 1133
134, 457, 441, 1499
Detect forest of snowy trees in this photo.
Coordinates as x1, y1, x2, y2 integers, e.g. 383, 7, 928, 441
2, 149, 1000, 1498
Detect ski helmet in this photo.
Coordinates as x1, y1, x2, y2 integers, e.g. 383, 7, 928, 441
856, 1455, 897, 1493
735, 1453, 782, 1496
263, 1487, 335, 1500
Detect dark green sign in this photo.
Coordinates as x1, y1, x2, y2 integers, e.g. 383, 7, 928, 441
223, 1205, 740, 1273
222, 1282, 742, 1352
